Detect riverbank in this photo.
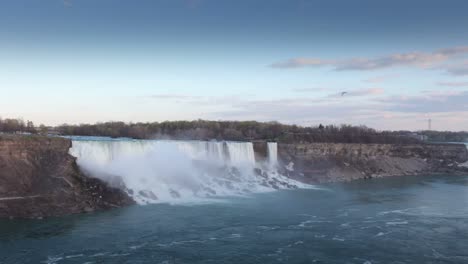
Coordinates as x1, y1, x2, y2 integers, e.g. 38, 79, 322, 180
0, 135, 134, 219
276, 142, 468, 183
1, 135, 467, 218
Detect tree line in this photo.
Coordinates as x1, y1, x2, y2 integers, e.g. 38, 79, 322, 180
54, 120, 422, 144
0, 118, 36, 134
8, 117, 463, 144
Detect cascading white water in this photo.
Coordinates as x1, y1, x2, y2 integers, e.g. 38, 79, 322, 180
225, 142, 256, 166
69, 138, 304, 204
462, 143, 468, 168
267, 142, 278, 166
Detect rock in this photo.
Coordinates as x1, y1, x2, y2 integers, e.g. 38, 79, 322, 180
253, 168, 262, 176
138, 190, 158, 200
0, 135, 134, 219
252, 141, 268, 162
277, 142, 468, 184
203, 187, 217, 196
170, 189, 181, 198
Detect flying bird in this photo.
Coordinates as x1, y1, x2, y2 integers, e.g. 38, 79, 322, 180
341, 91, 348, 96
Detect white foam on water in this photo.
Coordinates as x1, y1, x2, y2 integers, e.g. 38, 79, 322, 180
332, 237, 345, 241
69, 139, 307, 204
385, 221, 408, 226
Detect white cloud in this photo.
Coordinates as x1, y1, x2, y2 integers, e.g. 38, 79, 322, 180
270, 46, 468, 75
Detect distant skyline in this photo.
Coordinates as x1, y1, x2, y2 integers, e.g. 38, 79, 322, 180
1, 0, 468, 130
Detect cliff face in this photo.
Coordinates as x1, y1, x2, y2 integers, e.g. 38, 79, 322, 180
0, 135, 133, 218
278, 143, 468, 183
2, 136, 466, 218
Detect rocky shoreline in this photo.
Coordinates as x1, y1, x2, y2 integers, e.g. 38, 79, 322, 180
0, 135, 134, 219
276, 142, 468, 183
1, 135, 467, 218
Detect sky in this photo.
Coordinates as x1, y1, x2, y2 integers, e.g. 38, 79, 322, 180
1, 0, 468, 131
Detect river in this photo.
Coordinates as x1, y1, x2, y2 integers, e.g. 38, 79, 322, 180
1, 174, 468, 263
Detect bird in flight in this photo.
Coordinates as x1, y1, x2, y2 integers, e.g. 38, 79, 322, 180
341, 91, 348, 96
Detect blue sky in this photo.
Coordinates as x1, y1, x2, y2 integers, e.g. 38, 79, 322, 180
1, 0, 468, 130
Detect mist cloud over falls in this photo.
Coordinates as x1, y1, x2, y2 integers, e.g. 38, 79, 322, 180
69, 139, 302, 204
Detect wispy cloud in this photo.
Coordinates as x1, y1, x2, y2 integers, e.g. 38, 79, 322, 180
379, 90, 468, 113
148, 94, 201, 100
291, 87, 327, 93
207, 98, 372, 124
147, 94, 248, 106
271, 58, 331, 69
444, 61, 468, 76
145, 90, 468, 130
348, 88, 385, 96
270, 46, 468, 74
437, 81, 468, 87
364, 75, 398, 83
328, 88, 385, 98
292, 87, 385, 96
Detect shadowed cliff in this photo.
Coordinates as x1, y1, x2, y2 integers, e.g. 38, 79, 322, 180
1, 134, 467, 218
0, 135, 134, 219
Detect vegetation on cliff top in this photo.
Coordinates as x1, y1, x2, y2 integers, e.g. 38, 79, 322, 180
419, 130, 468, 143
2, 117, 466, 144
54, 120, 421, 144
0, 118, 36, 134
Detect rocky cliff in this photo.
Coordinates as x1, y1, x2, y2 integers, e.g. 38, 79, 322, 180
277, 143, 468, 183
0, 135, 134, 219
2, 135, 467, 218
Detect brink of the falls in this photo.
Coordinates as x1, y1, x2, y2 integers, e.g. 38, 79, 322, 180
69, 138, 305, 204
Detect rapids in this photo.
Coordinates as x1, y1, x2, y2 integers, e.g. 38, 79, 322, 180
3, 175, 468, 264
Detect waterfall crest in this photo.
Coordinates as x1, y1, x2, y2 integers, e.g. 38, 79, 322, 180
69, 138, 305, 204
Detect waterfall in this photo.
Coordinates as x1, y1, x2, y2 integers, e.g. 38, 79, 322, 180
173, 141, 226, 163
225, 142, 256, 166
462, 143, 468, 168
69, 138, 304, 204
267, 142, 278, 166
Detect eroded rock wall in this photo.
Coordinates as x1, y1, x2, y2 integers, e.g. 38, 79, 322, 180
278, 143, 468, 183
0, 135, 133, 218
